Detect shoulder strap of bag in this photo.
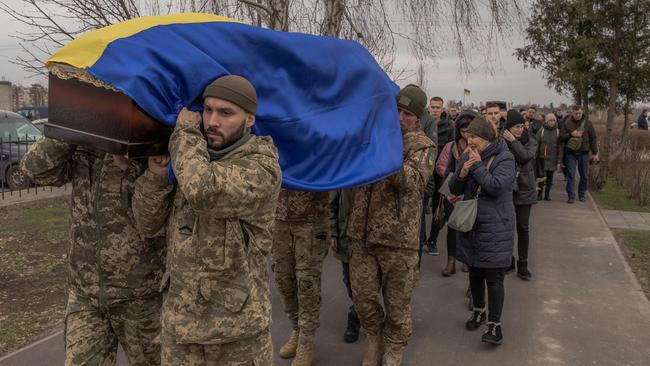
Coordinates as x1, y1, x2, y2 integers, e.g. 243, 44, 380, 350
475, 155, 496, 197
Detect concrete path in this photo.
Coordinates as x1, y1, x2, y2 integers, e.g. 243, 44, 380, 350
1, 184, 650, 365
601, 209, 650, 231
0, 185, 69, 207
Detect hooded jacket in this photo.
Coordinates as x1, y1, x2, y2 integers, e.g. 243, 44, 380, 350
448, 139, 516, 268
508, 129, 539, 206
537, 123, 562, 171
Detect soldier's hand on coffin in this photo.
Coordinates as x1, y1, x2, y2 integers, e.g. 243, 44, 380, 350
148, 155, 170, 177
112, 154, 130, 171
177, 107, 202, 127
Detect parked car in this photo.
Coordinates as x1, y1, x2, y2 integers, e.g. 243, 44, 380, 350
31, 118, 47, 132
0, 110, 42, 189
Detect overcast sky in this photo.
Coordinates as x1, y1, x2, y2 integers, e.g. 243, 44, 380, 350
0, 0, 573, 106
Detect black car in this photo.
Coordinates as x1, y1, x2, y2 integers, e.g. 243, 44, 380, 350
0, 110, 42, 189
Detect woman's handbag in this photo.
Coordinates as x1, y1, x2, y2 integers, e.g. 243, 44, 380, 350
447, 156, 496, 233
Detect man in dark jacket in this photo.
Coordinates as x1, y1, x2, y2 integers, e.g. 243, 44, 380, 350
638, 110, 649, 130
559, 105, 598, 203
329, 190, 360, 344
525, 106, 542, 135
503, 110, 538, 280
422, 96, 454, 256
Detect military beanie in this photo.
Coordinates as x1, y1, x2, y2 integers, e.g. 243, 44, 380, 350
203, 75, 257, 114
396, 84, 427, 118
505, 109, 525, 130
467, 115, 497, 142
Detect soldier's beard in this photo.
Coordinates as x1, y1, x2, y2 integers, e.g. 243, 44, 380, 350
206, 121, 247, 150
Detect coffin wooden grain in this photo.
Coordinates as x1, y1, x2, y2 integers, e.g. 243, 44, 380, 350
45, 72, 171, 158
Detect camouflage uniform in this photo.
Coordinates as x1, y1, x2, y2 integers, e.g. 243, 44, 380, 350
20, 137, 165, 366
347, 130, 435, 347
273, 190, 330, 337
132, 119, 282, 365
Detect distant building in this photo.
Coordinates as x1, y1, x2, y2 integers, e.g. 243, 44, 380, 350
12, 83, 48, 112
0, 81, 12, 111
29, 84, 47, 107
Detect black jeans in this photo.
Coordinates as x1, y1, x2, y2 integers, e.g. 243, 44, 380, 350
342, 262, 353, 301
515, 204, 532, 263
469, 267, 505, 323
443, 200, 456, 257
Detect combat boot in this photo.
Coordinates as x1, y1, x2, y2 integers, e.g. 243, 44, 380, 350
382, 342, 405, 366
279, 329, 300, 359
291, 334, 315, 366
361, 333, 383, 366
344, 308, 360, 343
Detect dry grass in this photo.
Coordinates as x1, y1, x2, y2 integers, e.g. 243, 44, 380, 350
0, 197, 69, 355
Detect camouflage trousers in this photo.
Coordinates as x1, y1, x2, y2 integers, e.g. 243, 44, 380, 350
349, 240, 419, 345
161, 328, 273, 366
64, 289, 162, 366
272, 219, 329, 336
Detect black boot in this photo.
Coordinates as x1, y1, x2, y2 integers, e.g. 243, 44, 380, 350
343, 308, 360, 343
517, 260, 532, 281
481, 322, 503, 345
544, 189, 551, 201
465, 308, 486, 330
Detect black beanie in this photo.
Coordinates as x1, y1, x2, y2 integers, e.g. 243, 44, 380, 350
505, 109, 525, 130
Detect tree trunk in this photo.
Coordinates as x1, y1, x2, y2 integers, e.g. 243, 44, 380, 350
621, 100, 630, 140
581, 83, 589, 120
594, 3, 623, 191
594, 77, 618, 190
321, 0, 345, 37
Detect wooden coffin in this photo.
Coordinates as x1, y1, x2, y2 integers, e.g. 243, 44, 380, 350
45, 72, 171, 158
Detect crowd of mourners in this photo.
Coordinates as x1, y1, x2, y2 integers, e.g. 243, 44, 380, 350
19, 77, 601, 366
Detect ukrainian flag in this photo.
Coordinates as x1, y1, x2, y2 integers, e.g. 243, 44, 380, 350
47, 13, 402, 191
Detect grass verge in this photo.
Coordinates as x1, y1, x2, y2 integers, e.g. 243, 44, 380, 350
0, 196, 69, 355
612, 229, 650, 300
592, 179, 650, 212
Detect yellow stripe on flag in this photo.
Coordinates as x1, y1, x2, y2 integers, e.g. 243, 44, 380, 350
47, 13, 240, 69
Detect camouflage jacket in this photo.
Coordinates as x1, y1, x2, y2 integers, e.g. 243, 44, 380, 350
275, 189, 329, 222
132, 120, 282, 344
346, 130, 436, 250
20, 137, 166, 307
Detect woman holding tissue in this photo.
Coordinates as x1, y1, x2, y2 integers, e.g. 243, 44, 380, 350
448, 115, 516, 346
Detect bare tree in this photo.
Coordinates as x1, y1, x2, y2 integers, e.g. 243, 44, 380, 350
1, 0, 524, 82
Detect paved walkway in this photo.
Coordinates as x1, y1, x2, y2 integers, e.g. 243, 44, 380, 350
0, 185, 69, 207
1, 184, 649, 365
601, 209, 650, 231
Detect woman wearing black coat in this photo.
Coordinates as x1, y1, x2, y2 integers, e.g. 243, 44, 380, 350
503, 110, 538, 281
449, 116, 516, 345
